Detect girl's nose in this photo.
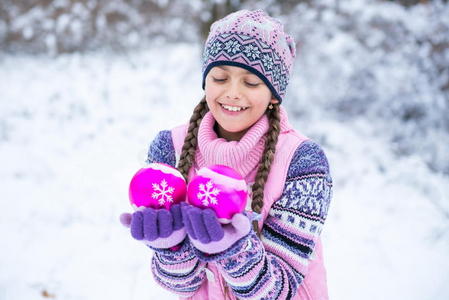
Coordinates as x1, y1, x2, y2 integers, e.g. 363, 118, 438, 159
225, 81, 242, 100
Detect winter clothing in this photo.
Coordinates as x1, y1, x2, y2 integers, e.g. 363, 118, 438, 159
146, 105, 333, 299
121, 204, 186, 249
196, 108, 269, 178
181, 204, 252, 254
202, 9, 296, 103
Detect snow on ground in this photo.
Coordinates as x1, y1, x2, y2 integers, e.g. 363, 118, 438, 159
0, 44, 448, 300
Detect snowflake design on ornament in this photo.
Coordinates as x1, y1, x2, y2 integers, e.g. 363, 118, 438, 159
151, 179, 175, 206
197, 180, 220, 206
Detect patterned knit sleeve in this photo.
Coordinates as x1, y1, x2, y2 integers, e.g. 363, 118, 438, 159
145, 130, 177, 166
151, 241, 206, 297
146, 130, 207, 297
200, 140, 333, 299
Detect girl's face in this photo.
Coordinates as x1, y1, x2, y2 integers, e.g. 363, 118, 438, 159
204, 65, 279, 141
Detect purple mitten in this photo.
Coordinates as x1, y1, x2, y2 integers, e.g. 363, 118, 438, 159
181, 203, 251, 254
119, 203, 185, 249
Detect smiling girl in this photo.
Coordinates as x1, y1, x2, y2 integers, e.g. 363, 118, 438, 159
121, 9, 333, 300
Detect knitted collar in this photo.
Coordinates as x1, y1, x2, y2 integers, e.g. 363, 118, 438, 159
195, 106, 293, 178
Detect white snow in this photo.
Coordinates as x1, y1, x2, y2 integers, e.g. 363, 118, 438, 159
1, 3, 449, 300
0, 46, 201, 300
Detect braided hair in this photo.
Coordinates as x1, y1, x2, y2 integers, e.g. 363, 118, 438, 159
176, 97, 281, 236
249, 104, 281, 235
177, 96, 209, 180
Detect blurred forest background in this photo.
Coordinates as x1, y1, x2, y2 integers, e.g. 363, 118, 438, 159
1, 0, 448, 175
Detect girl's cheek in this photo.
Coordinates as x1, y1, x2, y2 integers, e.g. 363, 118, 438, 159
206, 86, 223, 99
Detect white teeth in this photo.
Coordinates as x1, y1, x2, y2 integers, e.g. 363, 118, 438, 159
221, 104, 248, 112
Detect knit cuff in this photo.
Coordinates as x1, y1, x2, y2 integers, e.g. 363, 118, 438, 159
143, 228, 186, 250
147, 236, 190, 256
191, 231, 258, 262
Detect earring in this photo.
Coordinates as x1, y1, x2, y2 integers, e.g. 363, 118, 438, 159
268, 104, 274, 110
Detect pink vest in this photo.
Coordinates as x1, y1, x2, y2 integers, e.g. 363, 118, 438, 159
171, 123, 329, 300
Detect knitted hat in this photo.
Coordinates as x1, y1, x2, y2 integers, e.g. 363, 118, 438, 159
201, 9, 296, 103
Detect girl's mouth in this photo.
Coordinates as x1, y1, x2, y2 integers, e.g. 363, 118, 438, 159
219, 103, 249, 115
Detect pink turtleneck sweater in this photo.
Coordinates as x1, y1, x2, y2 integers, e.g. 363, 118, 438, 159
195, 110, 269, 179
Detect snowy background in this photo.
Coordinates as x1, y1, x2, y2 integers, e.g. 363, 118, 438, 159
1, 0, 449, 299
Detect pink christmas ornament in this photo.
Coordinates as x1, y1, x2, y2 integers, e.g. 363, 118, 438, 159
129, 163, 186, 210
187, 164, 248, 224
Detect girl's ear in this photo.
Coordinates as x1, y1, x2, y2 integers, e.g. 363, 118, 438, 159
270, 98, 279, 105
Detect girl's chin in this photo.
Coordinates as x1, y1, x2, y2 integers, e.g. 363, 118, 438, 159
214, 121, 248, 136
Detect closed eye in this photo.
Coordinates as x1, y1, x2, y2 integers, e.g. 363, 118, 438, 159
246, 82, 259, 87
212, 77, 259, 87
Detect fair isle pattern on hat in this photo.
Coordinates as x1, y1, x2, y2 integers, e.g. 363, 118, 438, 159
201, 9, 296, 103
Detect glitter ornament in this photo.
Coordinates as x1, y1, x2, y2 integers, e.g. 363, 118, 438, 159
129, 163, 186, 210
187, 165, 248, 224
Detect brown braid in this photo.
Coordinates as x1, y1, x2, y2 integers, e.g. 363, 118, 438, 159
251, 104, 281, 236
177, 96, 209, 181
177, 97, 281, 237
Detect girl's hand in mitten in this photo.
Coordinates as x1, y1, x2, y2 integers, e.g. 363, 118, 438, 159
119, 203, 185, 249
180, 203, 251, 254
